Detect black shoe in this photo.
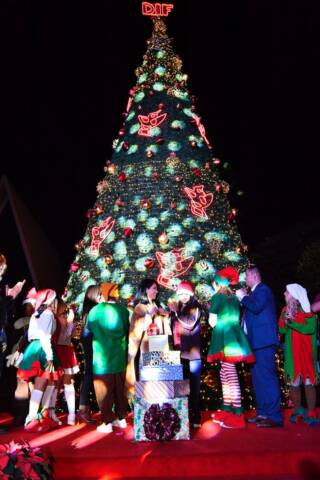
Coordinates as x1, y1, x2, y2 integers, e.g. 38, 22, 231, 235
256, 418, 283, 428
247, 415, 267, 424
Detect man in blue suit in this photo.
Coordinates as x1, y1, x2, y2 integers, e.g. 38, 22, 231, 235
236, 266, 283, 427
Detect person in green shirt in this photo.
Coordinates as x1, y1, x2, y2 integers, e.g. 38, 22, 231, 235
207, 267, 255, 429
87, 283, 130, 434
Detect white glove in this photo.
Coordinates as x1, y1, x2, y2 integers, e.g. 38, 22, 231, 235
208, 313, 218, 328
6, 350, 21, 368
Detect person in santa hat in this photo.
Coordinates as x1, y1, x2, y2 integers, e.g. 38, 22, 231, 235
17, 289, 62, 432
169, 280, 203, 428
279, 283, 319, 425
208, 266, 255, 429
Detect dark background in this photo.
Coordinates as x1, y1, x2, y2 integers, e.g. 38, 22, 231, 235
1, 0, 319, 288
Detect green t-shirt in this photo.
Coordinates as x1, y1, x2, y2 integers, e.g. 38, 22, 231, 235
87, 302, 130, 375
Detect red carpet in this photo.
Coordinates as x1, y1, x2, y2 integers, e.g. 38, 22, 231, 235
1, 410, 320, 479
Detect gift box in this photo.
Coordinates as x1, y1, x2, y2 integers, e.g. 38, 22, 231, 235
142, 351, 181, 366
148, 334, 169, 352
134, 396, 190, 441
134, 379, 190, 401
140, 364, 183, 381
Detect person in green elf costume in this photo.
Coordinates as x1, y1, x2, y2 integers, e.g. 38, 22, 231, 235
207, 266, 255, 429
279, 283, 319, 425
87, 282, 130, 434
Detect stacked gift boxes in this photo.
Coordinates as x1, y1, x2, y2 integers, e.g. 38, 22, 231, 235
134, 335, 190, 441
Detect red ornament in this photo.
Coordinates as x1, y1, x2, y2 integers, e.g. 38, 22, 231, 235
175, 176, 182, 182
123, 227, 133, 237
115, 198, 124, 206
227, 208, 237, 222
155, 137, 164, 145
205, 162, 210, 169
129, 87, 136, 96
170, 201, 177, 209
118, 172, 127, 182
70, 263, 80, 272
118, 128, 126, 136
152, 172, 159, 181
158, 103, 164, 110
144, 258, 155, 269
193, 168, 201, 176
215, 183, 222, 192
122, 141, 129, 151
86, 209, 94, 219
148, 90, 154, 96
213, 157, 221, 165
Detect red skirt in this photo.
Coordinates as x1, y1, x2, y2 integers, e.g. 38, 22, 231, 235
55, 345, 79, 375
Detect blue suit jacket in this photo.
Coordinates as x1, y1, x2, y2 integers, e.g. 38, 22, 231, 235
241, 283, 278, 350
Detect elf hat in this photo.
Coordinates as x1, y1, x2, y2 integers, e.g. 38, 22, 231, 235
214, 266, 239, 287
23, 287, 37, 306
176, 281, 195, 296
101, 282, 119, 301
286, 283, 311, 313
35, 289, 56, 311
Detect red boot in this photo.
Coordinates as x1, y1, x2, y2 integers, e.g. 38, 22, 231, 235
211, 410, 232, 424
221, 413, 246, 429
41, 408, 61, 428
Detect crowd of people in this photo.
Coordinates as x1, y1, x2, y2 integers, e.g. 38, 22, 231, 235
0, 252, 319, 435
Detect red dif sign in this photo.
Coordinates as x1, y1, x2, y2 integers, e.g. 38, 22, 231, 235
142, 2, 174, 17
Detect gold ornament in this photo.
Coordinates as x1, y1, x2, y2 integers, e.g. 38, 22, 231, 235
140, 199, 152, 210
158, 232, 169, 245
104, 253, 113, 265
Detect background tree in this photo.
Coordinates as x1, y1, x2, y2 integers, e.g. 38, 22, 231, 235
64, 16, 249, 311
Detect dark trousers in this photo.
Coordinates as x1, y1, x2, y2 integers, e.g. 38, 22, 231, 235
94, 372, 127, 424
182, 358, 202, 424
252, 345, 283, 423
79, 331, 94, 407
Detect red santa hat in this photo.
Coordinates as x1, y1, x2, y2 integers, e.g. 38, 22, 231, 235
23, 287, 37, 306
214, 266, 239, 286
176, 281, 195, 296
35, 289, 56, 311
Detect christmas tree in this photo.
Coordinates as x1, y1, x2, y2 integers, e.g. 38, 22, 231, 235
64, 10, 249, 311
64, 4, 254, 411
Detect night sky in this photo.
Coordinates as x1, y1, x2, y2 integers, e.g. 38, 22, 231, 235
1, 0, 319, 287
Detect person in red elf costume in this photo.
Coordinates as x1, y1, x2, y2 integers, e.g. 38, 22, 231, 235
17, 289, 63, 432
279, 283, 319, 425
208, 266, 255, 429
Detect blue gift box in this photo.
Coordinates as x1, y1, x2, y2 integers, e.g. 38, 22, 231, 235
139, 364, 183, 381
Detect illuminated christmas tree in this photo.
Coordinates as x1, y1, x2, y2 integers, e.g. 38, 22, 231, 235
63, 4, 255, 411
64, 10, 249, 313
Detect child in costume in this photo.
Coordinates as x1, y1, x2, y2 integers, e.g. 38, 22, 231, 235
87, 283, 130, 434
169, 280, 202, 428
51, 300, 79, 426
207, 267, 255, 429
279, 283, 319, 425
17, 289, 62, 432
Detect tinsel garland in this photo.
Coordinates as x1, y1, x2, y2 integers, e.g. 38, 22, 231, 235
143, 403, 180, 441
